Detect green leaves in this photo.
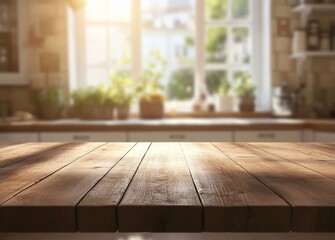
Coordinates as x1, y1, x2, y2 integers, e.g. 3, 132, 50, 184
234, 72, 255, 98
37, 88, 65, 107
138, 50, 167, 99
218, 77, 231, 97
110, 72, 134, 107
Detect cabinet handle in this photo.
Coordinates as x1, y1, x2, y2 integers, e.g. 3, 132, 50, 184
258, 133, 276, 139
169, 134, 186, 140
73, 135, 91, 141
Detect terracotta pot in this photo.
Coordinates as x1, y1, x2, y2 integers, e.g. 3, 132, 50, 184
238, 96, 255, 112
139, 99, 164, 119
101, 107, 114, 120
116, 106, 130, 120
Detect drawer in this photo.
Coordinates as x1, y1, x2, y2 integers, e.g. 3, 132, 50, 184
234, 131, 302, 142
0, 132, 39, 142
40, 132, 127, 142
314, 131, 335, 142
128, 131, 233, 142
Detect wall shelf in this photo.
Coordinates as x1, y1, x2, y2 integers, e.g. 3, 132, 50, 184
291, 51, 335, 59
293, 4, 335, 14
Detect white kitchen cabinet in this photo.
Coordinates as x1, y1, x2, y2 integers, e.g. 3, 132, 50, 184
234, 131, 302, 142
128, 131, 233, 142
40, 132, 127, 142
302, 130, 315, 142
314, 131, 335, 142
0, 132, 39, 142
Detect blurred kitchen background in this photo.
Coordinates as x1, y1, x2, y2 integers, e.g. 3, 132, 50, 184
0, 0, 335, 143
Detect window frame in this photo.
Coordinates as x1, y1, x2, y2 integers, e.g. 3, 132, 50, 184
70, 0, 271, 111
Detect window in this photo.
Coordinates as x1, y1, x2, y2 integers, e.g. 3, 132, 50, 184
205, 0, 252, 95
70, 0, 270, 110
84, 0, 132, 86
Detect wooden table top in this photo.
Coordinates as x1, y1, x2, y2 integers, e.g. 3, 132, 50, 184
0, 142, 335, 233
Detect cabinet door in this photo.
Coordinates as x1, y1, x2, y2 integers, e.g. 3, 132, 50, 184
40, 132, 127, 142
128, 131, 233, 142
0, 132, 39, 142
314, 132, 335, 142
0, 0, 29, 85
234, 131, 302, 142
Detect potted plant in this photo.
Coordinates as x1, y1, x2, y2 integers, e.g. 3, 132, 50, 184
102, 88, 116, 120
234, 73, 256, 112
71, 88, 94, 119
137, 51, 167, 119
217, 77, 234, 112
110, 72, 134, 120
36, 88, 64, 120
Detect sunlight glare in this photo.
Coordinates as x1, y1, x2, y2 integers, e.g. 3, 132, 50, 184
86, 0, 131, 22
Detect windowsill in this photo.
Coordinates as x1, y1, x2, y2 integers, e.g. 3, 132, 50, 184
133, 111, 272, 119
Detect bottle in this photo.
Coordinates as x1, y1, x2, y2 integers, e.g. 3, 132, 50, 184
330, 21, 335, 51
320, 32, 330, 51
292, 28, 307, 53
307, 20, 321, 51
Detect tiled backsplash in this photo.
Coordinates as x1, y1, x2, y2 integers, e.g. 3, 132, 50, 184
272, 0, 335, 116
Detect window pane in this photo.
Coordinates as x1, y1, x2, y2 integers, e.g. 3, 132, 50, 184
86, 0, 107, 21
232, 0, 249, 19
142, 0, 195, 100
206, 27, 227, 63
206, 70, 227, 94
167, 68, 194, 100
233, 70, 252, 84
142, 0, 195, 31
108, 0, 131, 22
86, 68, 108, 86
109, 25, 132, 68
86, 25, 107, 66
232, 27, 251, 64
206, 0, 228, 20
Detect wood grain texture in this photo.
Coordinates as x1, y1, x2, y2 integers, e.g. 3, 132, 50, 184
0, 143, 67, 168
118, 143, 202, 232
0, 143, 135, 232
0, 143, 335, 233
0, 142, 104, 204
77, 143, 151, 232
181, 143, 290, 232
214, 143, 335, 232
250, 143, 335, 180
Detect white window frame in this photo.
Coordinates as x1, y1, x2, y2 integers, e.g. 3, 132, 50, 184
70, 0, 271, 111
0, 0, 29, 86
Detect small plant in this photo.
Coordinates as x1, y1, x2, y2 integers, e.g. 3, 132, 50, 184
218, 77, 231, 97
71, 87, 110, 118
110, 72, 134, 107
234, 73, 255, 98
36, 88, 65, 119
37, 88, 65, 107
234, 73, 256, 112
137, 50, 167, 101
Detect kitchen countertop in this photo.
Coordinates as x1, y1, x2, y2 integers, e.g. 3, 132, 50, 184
0, 118, 334, 132
0, 142, 335, 233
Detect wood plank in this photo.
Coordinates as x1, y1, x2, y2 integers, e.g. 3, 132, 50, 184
249, 143, 335, 180
310, 143, 335, 156
118, 143, 202, 232
77, 143, 151, 232
0, 142, 67, 168
0, 142, 104, 204
0, 143, 135, 232
213, 143, 335, 232
180, 143, 290, 232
